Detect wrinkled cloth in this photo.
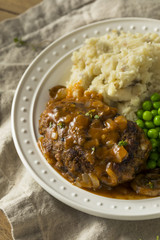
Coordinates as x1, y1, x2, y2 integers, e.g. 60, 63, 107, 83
1, 0, 160, 239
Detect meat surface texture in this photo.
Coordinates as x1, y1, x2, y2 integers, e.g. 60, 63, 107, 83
106, 121, 152, 186
131, 169, 160, 197
38, 86, 151, 190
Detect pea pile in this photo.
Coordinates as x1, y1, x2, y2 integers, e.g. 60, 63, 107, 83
136, 93, 160, 169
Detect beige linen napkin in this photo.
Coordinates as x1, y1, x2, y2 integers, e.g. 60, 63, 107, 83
1, 0, 160, 239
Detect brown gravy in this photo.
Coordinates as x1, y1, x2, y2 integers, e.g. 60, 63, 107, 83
38, 85, 151, 200
54, 167, 150, 199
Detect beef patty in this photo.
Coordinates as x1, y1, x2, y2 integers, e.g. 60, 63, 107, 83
38, 86, 151, 189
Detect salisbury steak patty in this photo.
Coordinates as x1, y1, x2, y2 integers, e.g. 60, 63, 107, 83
131, 168, 160, 197
38, 86, 151, 189
105, 121, 151, 186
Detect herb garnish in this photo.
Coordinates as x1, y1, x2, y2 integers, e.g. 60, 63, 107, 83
118, 140, 128, 147
49, 122, 53, 128
85, 109, 99, 119
91, 147, 95, 152
147, 181, 154, 189
13, 37, 51, 51
57, 122, 65, 129
14, 37, 27, 47
85, 112, 92, 117
94, 115, 99, 119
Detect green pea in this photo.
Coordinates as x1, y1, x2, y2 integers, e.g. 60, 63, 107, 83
150, 152, 159, 161
154, 116, 160, 126
142, 101, 152, 111
136, 119, 145, 128
151, 148, 157, 152
158, 108, 160, 115
156, 127, 160, 132
145, 121, 155, 129
142, 111, 152, 121
147, 129, 159, 139
147, 160, 156, 169
136, 109, 144, 119
157, 160, 160, 167
153, 101, 160, 109
151, 109, 158, 117
157, 139, 160, 147
151, 93, 160, 102
143, 128, 148, 136
150, 139, 159, 148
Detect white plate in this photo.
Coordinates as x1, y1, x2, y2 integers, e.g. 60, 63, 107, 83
12, 18, 160, 220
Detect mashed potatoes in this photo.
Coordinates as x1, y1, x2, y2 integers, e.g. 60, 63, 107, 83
67, 31, 160, 120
